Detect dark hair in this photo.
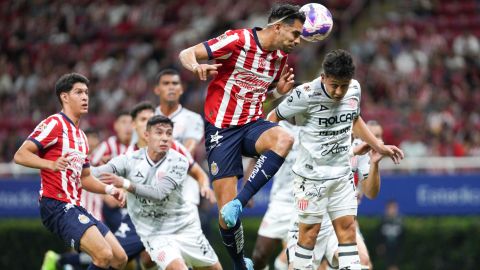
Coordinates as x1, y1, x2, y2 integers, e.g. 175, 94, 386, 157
155, 68, 180, 84
55, 73, 89, 105
146, 115, 174, 130
115, 110, 131, 120
268, 4, 306, 25
322, 49, 355, 79
83, 128, 98, 136
130, 101, 155, 120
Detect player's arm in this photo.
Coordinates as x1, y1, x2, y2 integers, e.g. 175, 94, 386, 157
179, 43, 221, 81
81, 167, 125, 206
267, 85, 309, 123
188, 162, 215, 203
14, 141, 68, 171
353, 116, 404, 164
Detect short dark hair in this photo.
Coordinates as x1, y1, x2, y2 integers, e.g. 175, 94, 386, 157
146, 115, 174, 130
268, 4, 306, 25
115, 110, 131, 120
55, 73, 89, 105
130, 101, 155, 120
155, 68, 180, 84
322, 49, 355, 79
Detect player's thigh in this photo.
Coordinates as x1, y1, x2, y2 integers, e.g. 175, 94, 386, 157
327, 175, 358, 222
241, 119, 284, 156
293, 176, 330, 225
176, 224, 219, 268
104, 231, 128, 262
144, 235, 185, 270
165, 258, 189, 270
79, 225, 112, 259
205, 121, 244, 181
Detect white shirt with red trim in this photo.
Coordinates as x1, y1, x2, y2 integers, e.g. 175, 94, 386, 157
203, 28, 288, 128
28, 112, 90, 206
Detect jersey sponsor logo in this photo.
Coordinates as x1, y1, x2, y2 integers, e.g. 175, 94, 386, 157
318, 112, 357, 127
248, 155, 267, 182
233, 71, 270, 92
297, 198, 309, 211
304, 184, 327, 198
211, 161, 219, 176
321, 142, 349, 156
319, 105, 329, 111
135, 171, 144, 178
78, 214, 90, 224
318, 126, 350, 136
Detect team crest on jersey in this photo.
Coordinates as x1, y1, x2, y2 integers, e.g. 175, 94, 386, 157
297, 199, 309, 211
35, 122, 48, 132
157, 251, 166, 262
349, 99, 358, 109
78, 214, 90, 224
259, 57, 266, 69
211, 161, 219, 176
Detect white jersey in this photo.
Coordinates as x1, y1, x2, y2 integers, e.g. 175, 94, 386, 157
350, 138, 370, 181
269, 121, 300, 204
155, 105, 204, 205
276, 78, 361, 180
101, 148, 195, 238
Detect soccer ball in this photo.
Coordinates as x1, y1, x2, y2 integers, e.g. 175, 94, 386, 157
300, 3, 333, 42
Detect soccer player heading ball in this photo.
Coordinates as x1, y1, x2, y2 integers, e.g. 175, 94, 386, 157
179, 3, 306, 270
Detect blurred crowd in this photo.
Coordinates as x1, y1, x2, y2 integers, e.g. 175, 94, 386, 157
0, 0, 479, 162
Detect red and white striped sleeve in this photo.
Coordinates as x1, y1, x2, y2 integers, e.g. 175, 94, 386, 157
203, 29, 242, 60
171, 140, 195, 169
90, 141, 109, 166
28, 117, 60, 150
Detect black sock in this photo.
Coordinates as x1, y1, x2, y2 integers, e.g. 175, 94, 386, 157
219, 219, 247, 270
59, 252, 81, 266
236, 150, 285, 206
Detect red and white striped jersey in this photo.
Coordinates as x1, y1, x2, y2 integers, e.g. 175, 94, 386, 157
90, 136, 129, 166
126, 141, 194, 168
28, 112, 90, 206
203, 28, 288, 128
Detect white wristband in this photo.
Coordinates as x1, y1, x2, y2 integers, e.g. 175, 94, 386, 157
105, 184, 115, 195
271, 88, 283, 99
122, 179, 131, 189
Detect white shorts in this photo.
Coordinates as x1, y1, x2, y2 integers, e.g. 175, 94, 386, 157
258, 200, 294, 241
293, 174, 358, 224
287, 218, 338, 269
141, 219, 218, 269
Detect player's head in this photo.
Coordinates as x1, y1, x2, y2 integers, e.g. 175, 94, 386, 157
154, 69, 183, 105
130, 102, 155, 143
114, 111, 133, 145
367, 120, 383, 140
267, 4, 305, 53
55, 73, 89, 115
145, 115, 174, 155
321, 49, 355, 101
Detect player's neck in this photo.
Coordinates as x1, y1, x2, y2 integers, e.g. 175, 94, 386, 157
61, 109, 81, 126
256, 28, 276, 51
159, 102, 180, 117
137, 139, 147, 149
146, 147, 166, 163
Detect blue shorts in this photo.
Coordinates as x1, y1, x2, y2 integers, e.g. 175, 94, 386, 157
114, 214, 144, 260
39, 197, 110, 251
102, 204, 124, 232
204, 118, 278, 181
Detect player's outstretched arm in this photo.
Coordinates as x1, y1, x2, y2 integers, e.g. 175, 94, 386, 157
14, 141, 68, 171
179, 43, 221, 81
361, 150, 385, 199
188, 163, 216, 203
81, 168, 125, 206
353, 117, 404, 164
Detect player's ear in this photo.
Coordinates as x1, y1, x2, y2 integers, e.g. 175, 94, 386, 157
60, 92, 69, 105
153, 84, 161, 96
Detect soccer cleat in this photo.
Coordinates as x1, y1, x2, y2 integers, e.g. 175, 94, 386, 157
244, 257, 254, 270
221, 199, 242, 228
41, 250, 60, 270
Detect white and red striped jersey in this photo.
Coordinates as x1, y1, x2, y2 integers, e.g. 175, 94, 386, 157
203, 28, 288, 128
90, 136, 129, 166
126, 141, 194, 168
28, 112, 90, 206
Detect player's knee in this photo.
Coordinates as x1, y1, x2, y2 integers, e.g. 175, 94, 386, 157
252, 246, 268, 267
275, 131, 294, 153
91, 247, 114, 267
166, 258, 188, 270
113, 249, 128, 268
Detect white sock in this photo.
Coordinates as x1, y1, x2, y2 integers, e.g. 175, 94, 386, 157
360, 265, 369, 270
291, 244, 313, 270
274, 256, 288, 270
338, 243, 361, 270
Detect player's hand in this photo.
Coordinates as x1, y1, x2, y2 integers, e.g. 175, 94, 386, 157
200, 185, 216, 204
276, 64, 295, 95
376, 145, 404, 164
99, 173, 124, 188
193, 63, 222, 81
108, 187, 126, 207
353, 142, 371, 156
50, 154, 69, 171
369, 148, 385, 164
